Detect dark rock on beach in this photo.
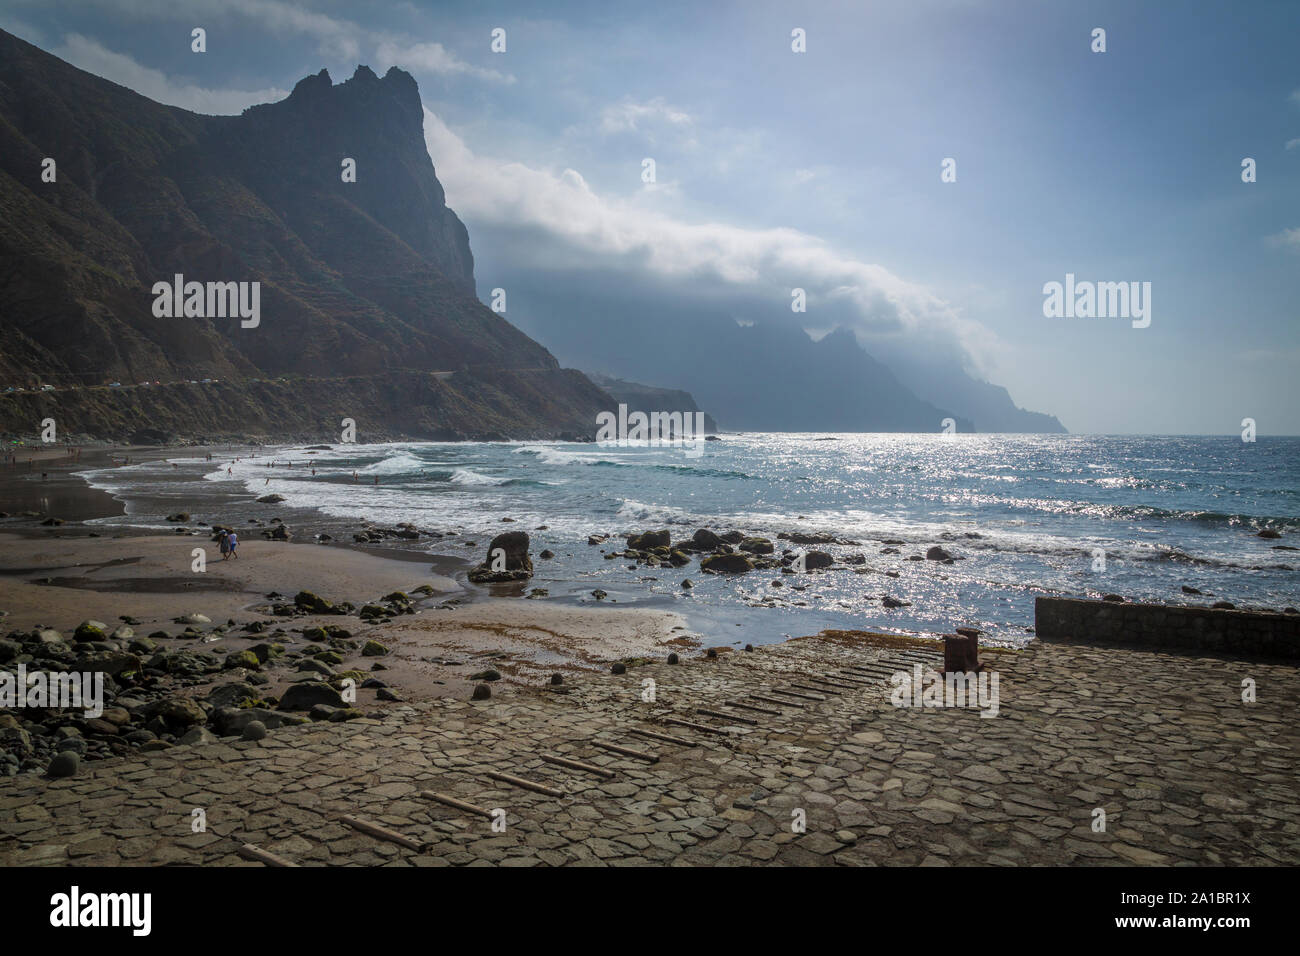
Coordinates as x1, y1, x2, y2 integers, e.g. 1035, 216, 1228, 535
468, 531, 534, 583
279, 683, 346, 711
690, 529, 723, 550
777, 531, 837, 545
701, 553, 755, 574
739, 536, 775, 555
627, 529, 671, 550
803, 550, 834, 570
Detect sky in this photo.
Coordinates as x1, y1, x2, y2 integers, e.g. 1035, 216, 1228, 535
2, 0, 1297, 434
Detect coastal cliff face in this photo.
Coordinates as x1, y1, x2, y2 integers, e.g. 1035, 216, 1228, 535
587, 373, 719, 433
0, 30, 609, 440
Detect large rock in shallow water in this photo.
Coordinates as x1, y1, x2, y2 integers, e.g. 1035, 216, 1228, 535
468, 531, 533, 583
701, 553, 755, 574
691, 529, 723, 550
627, 529, 671, 551
803, 550, 834, 570
778, 531, 837, 544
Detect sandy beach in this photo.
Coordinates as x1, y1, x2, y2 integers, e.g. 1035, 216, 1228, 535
0, 445, 698, 778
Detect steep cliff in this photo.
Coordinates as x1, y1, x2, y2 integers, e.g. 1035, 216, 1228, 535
0, 30, 609, 439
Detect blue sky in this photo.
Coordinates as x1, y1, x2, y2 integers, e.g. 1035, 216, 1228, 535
3, 0, 1297, 434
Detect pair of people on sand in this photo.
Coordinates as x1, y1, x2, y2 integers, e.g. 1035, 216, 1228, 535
217, 529, 239, 560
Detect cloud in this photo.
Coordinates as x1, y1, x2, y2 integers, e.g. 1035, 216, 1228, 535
422, 107, 998, 371
22, 0, 514, 84
210, 0, 516, 83
1267, 227, 1300, 251
599, 98, 692, 134
54, 34, 288, 114
1286, 137, 1300, 150
222, 0, 363, 60
374, 39, 514, 84
0, 14, 44, 46
218, 1, 516, 82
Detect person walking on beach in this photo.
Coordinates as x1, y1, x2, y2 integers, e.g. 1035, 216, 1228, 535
218, 530, 231, 561
227, 530, 239, 559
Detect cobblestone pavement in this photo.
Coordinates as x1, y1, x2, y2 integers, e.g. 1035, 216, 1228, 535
1, 634, 1296, 866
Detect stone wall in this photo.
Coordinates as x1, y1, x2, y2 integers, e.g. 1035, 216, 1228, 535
1035, 596, 1300, 661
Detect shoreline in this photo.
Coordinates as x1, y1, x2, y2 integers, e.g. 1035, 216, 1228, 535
0, 446, 699, 777
3, 437, 1295, 780
1, 442, 1297, 870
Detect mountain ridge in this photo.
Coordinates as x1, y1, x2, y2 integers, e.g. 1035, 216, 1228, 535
0, 30, 607, 440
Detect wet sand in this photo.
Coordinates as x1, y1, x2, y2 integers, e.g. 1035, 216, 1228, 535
0, 525, 693, 699
0, 433, 696, 716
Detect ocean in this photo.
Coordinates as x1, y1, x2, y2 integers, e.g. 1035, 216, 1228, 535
76, 434, 1300, 648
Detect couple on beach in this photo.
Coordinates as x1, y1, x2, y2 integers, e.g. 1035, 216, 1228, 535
217, 529, 239, 560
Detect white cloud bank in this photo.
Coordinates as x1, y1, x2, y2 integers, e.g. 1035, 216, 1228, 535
422, 107, 999, 372
55, 34, 288, 114
599, 98, 692, 133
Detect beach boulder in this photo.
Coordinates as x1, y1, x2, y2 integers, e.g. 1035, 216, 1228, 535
210, 706, 303, 735
690, 529, 723, 550
468, 531, 533, 583
803, 550, 834, 570
627, 529, 671, 550
207, 682, 259, 709
73, 620, 109, 643
278, 683, 346, 711
778, 531, 837, 545
76, 650, 142, 679
153, 696, 207, 727
701, 553, 755, 574
294, 591, 337, 614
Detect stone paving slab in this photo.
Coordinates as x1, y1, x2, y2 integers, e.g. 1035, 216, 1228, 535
0, 634, 1295, 866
